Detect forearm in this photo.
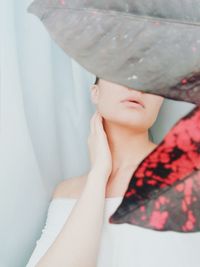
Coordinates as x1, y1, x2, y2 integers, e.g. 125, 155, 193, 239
36, 170, 107, 267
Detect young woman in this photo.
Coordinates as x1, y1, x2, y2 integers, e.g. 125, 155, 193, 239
26, 77, 200, 267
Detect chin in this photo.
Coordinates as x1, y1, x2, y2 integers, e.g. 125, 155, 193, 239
114, 118, 145, 128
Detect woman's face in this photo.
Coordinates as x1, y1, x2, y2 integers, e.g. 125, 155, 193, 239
91, 78, 164, 132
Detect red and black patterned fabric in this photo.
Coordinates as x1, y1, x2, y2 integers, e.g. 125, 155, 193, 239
109, 106, 200, 232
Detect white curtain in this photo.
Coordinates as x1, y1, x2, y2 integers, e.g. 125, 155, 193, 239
0, 1, 195, 267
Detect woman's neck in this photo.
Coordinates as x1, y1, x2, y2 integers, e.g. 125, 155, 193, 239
103, 119, 157, 174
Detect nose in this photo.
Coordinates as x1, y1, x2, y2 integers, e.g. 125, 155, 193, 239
127, 87, 145, 95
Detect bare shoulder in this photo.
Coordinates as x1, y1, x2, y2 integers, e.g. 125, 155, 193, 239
52, 173, 88, 199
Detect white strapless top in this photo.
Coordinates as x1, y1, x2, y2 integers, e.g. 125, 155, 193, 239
26, 197, 200, 267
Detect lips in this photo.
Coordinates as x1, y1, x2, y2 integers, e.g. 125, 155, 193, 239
121, 96, 144, 108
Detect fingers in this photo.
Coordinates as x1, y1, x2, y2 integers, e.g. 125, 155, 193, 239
90, 111, 104, 136
90, 112, 96, 134
95, 112, 104, 134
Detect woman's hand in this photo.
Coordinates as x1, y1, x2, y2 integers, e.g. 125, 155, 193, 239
88, 111, 112, 184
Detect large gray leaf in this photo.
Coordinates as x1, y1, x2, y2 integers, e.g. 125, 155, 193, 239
27, 0, 200, 104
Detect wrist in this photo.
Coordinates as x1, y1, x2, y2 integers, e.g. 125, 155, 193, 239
87, 169, 108, 187
90, 168, 109, 179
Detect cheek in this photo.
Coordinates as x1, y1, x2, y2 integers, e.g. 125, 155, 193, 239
145, 95, 163, 109
96, 96, 117, 116
144, 98, 163, 120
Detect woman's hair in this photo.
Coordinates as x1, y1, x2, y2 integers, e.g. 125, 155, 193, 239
94, 76, 99, 85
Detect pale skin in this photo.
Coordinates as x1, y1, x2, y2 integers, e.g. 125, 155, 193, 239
35, 78, 164, 267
